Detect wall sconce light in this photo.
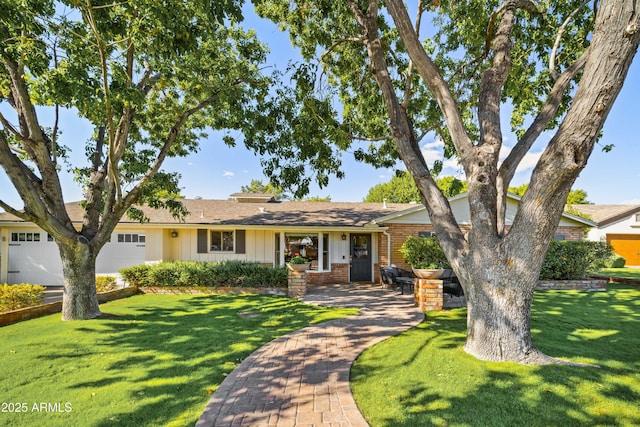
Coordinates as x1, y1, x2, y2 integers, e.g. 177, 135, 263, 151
341, 233, 346, 241
170, 230, 178, 238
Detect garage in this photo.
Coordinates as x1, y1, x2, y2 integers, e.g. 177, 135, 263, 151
607, 234, 640, 266
4, 230, 146, 286
96, 232, 146, 274
7, 230, 63, 286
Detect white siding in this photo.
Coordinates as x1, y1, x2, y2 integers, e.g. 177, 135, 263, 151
96, 231, 146, 274
7, 230, 62, 286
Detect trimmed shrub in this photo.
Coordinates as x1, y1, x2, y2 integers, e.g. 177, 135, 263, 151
399, 236, 450, 269
96, 276, 119, 293
120, 261, 288, 288
0, 284, 46, 312
540, 240, 613, 280
118, 264, 154, 287
605, 254, 626, 268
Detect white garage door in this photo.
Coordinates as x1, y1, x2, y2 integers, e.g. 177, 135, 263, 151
96, 232, 146, 274
7, 231, 146, 286
7, 231, 63, 286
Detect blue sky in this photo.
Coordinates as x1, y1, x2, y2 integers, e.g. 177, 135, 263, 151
1, 8, 639, 208
157, 10, 640, 205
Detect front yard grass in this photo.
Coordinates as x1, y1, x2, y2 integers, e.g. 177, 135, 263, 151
351, 284, 640, 427
596, 267, 640, 281
0, 293, 358, 426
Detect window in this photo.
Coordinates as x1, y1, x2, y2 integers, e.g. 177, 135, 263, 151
274, 233, 281, 267
553, 233, 566, 240
197, 229, 244, 254
11, 232, 40, 242
284, 233, 328, 271
210, 230, 234, 252
117, 233, 146, 243
418, 231, 436, 238
323, 234, 329, 270
635, 213, 640, 222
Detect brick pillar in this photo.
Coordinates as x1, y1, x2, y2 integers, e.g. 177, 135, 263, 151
414, 279, 443, 311
287, 270, 307, 299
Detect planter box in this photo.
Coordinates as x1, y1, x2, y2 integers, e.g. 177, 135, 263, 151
412, 268, 444, 279
287, 263, 311, 272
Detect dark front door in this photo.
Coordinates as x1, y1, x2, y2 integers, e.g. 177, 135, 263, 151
350, 234, 372, 282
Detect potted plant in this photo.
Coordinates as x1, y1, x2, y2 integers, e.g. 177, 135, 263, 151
399, 236, 450, 279
287, 255, 311, 272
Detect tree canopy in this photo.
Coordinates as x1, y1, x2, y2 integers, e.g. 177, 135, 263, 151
364, 173, 467, 202
509, 183, 590, 204
0, 0, 277, 319
240, 179, 288, 199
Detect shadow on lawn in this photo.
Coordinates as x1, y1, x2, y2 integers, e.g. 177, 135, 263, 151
353, 285, 640, 427
35, 294, 336, 426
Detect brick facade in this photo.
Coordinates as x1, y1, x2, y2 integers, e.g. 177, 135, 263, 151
379, 224, 585, 271
287, 271, 307, 298
306, 263, 349, 285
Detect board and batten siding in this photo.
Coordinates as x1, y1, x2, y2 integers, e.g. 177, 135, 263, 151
188, 228, 274, 264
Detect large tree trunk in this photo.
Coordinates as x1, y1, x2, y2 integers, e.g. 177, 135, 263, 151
462, 273, 549, 364
58, 241, 101, 320
455, 241, 557, 365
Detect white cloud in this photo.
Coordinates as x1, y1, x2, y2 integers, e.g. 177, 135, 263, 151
418, 139, 464, 177
420, 140, 445, 168
417, 139, 544, 180
223, 171, 234, 178
498, 144, 543, 175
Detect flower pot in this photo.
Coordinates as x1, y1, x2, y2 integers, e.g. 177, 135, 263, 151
287, 263, 311, 272
412, 268, 444, 279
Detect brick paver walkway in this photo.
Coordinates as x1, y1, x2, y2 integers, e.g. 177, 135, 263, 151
196, 283, 424, 427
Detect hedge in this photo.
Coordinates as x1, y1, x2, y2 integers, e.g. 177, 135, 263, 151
540, 240, 613, 280
120, 261, 288, 288
0, 284, 46, 313
96, 276, 119, 293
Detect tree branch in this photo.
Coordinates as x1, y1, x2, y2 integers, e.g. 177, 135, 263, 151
549, 0, 590, 80
0, 131, 52, 222
507, 0, 640, 247
402, 0, 424, 109
82, 1, 121, 204
348, 0, 466, 261
385, 0, 474, 164
498, 48, 588, 191
2, 57, 68, 216
111, 79, 253, 234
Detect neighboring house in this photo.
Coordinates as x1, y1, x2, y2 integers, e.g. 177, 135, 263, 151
569, 204, 640, 266
0, 193, 593, 286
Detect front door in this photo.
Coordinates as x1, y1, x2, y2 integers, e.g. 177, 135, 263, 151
350, 234, 372, 282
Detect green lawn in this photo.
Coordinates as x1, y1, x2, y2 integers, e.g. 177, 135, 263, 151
351, 284, 640, 427
0, 293, 358, 427
596, 267, 640, 281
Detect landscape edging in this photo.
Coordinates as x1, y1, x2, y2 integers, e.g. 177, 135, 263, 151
0, 286, 139, 327
139, 286, 287, 296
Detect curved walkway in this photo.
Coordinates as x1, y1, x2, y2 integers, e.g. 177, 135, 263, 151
196, 283, 424, 427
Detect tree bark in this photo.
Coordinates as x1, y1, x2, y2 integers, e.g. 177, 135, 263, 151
461, 258, 552, 364
58, 241, 101, 320
380, 0, 640, 365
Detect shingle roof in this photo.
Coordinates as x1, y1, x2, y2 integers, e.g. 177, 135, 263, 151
568, 204, 640, 226
0, 199, 416, 228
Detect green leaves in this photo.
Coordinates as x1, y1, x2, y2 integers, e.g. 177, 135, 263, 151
364, 172, 467, 203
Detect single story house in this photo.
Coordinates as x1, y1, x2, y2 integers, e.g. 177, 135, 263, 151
569, 204, 640, 266
0, 193, 594, 286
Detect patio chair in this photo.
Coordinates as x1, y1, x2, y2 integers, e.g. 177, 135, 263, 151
380, 266, 415, 295
441, 268, 464, 297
